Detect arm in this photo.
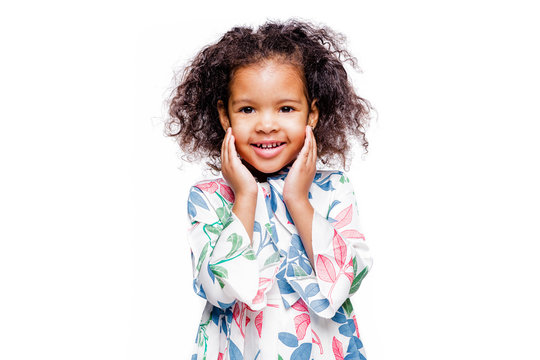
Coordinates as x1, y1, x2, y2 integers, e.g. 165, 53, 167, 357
187, 183, 260, 309
283, 172, 373, 318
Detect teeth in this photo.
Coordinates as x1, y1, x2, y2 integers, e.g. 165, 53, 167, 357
256, 143, 281, 149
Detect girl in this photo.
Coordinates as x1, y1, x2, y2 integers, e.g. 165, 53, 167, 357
166, 19, 373, 360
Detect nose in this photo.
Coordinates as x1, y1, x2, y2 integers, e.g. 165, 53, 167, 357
254, 110, 279, 133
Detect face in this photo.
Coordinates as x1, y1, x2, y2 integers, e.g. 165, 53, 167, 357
217, 59, 318, 176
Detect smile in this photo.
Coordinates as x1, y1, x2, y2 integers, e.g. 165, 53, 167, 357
250, 142, 286, 159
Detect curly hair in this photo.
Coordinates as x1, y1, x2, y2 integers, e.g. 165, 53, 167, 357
165, 18, 373, 173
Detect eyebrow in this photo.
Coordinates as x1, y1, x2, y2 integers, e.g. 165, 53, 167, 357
231, 98, 303, 106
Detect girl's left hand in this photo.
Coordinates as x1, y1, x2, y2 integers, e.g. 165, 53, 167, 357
283, 125, 317, 203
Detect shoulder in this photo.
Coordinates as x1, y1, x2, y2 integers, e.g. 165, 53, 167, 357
189, 177, 235, 202
312, 169, 349, 192
187, 177, 235, 221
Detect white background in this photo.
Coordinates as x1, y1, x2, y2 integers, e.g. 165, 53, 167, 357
1, 0, 539, 359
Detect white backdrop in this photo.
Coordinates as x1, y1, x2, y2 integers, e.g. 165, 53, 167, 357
1, 0, 539, 359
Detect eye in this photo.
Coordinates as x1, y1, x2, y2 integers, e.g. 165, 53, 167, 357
239, 107, 254, 114
280, 106, 295, 113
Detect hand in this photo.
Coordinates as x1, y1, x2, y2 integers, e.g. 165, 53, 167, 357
221, 127, 258, 199
283, 125, 317, 204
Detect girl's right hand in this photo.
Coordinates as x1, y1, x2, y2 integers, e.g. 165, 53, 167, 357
221, 127, 258, 199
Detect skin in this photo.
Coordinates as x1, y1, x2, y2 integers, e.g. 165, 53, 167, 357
216, 59, 319, 270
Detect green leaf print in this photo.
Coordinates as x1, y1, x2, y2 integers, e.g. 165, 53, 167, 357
196, 242, 209, 272
204, 224, 220, 236
243, 249, 256, 260
292, 263, 308, 277
216, 206, 231, 226
264, 251, 280, 266
217, 277, 225, 289
225, 233, 242, 259
278, 355, 284, 360
342, 298, 353, 316
210, 264, 228, 278
265, 223, 273, 237
349, 266, 368, 295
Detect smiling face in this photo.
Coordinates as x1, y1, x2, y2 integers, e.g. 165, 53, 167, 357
217, 59, 318, 178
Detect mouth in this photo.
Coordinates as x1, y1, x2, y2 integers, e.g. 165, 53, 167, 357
250, 142, 286, 159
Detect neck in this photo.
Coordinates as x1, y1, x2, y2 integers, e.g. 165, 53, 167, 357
241, 160, 290, 183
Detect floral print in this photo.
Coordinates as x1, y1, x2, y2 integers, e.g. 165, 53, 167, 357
186, 166, 372, 359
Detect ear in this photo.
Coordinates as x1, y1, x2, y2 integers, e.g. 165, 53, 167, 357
308, 98, 319, 128
217, 100, 230, 131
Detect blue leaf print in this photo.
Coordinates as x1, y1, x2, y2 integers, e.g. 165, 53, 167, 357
338, 319, 356, 337
191, 354, 197, 360
270, 186, 278, 213
253, 221, 261, 233
277, 278, 295, 294
289, 245, 300, 258
207, 262, 215, 283
327, 200, 341, 220
291, 343, 312, 360
310, 298, 330, 312
211, 306, 220, 325
278, 332, 299, 347
187, 200, 196, 218
217, 299, 236, 309
347, 336, 364, 353
298, 256, 313, 275
308, 191, 312, 199
286, 263, 296, 277
193, 280, 207, 300
288, 279, 306, 299
228, 339, 244, 360
291, 235, 306, 253
331, 311, 348, 324
221, 316, 227, 334
304, 283, 320, 298
344, 352, 362, 360
189, 188, 208, 210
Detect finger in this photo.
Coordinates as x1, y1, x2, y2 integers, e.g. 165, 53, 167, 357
229, 132, 238, 163
310, 126, 317, 166
222, 128, 230, 168
302, 125, 311, 165
306, 126, 313, 165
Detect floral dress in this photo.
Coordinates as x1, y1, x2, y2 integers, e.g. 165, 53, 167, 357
186, 166, 373, 360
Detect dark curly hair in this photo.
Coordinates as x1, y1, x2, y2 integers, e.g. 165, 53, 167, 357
165, 18, 373, 173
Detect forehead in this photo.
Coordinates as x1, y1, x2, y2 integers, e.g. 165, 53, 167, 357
228, 60, 307, 100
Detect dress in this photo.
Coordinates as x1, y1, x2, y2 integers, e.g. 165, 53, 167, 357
186, 166, 373, 360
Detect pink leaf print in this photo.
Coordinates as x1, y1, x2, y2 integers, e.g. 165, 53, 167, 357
195, 181, 218, 193
353, 315, 360, 337
341, 229, 365, 240
344, 258, 354, 283
218, 353, 223, 360
316, 254, 336, 283
233, 303, 240, 327
332, 336, 344, 360
255, 311, 263, 338
252, 277, 272, 304
217, 179, 235, 202
294, 313, 311, 340
333, 230, 347, 268
245, 316, 250, 327
312, 329, 323, 354
333, 205, 353, 229
344, 269, 354, 283
291, 298, 308, 312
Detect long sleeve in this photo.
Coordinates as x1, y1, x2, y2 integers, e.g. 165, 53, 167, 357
310, 173, 372, 316
280, 172, 372, 318
187, 181, 260, 310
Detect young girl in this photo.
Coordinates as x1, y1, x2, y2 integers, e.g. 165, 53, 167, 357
166, 19, 373, 360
